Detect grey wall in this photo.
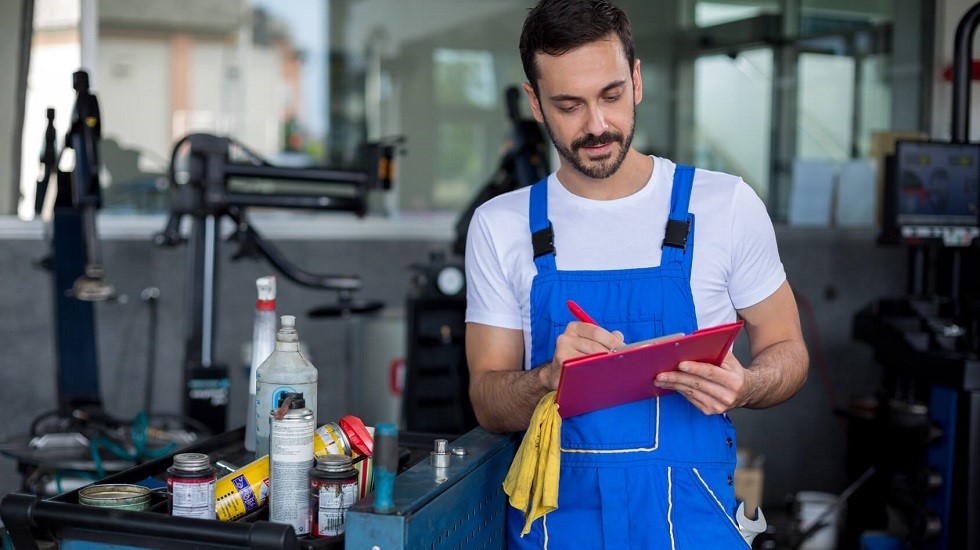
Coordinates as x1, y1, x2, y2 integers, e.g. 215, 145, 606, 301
0, 227, 909, 509
730, 229, 907, 507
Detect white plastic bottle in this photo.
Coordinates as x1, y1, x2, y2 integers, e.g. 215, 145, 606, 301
245, 276, 277, 452
255, 315, 318, 457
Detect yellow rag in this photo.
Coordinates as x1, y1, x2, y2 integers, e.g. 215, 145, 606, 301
502, 391, 562, 536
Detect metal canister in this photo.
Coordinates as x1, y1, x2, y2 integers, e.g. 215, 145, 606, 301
270, 392, 315, 536
167, 452, 217, 519
314, 415, 374, 499
215, 455, 270, 521
313, 422, 352, 456
78, 484, 151, 511
309, 455, 358, 538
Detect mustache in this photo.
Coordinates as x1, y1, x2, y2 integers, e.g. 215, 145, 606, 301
572, 131, 623, 150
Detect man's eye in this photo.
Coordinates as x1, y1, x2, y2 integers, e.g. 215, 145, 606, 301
556, 104, 578, 113
605, 94, 621, 103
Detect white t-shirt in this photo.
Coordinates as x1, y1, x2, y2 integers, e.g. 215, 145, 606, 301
464, 156, 786, 370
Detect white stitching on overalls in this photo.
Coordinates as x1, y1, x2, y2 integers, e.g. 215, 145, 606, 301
692, 467, 745, 541
559, 397, 660, 453
667, 466, 676, 550
542, 513, 548, 550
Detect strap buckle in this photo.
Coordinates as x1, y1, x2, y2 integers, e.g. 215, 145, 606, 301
662, 219, 690, 250
532, 224, 556, 258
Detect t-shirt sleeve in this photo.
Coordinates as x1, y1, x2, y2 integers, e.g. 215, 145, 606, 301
728, 180, 786, 310
464, 207, 524, 330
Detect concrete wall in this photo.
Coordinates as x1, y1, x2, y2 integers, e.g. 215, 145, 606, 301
0, 225, 908, 509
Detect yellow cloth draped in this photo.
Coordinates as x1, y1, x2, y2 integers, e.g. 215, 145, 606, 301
502, 391, 562, 536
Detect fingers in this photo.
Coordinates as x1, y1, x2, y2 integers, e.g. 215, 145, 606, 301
611, 330, 626, 346
552, 322, 626, 374
655, 360, 743, 415
560, 322, 624, 353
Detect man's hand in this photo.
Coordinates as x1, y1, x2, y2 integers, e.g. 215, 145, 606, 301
653, 351, 750, 415
653, 281, 809, 414
543, 322, 625, 390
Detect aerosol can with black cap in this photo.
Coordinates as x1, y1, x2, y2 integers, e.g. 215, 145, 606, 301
269, 392, 315, 536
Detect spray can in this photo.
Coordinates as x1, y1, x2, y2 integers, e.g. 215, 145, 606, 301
215, 455, 270, 521
167, 453, 217, 519
245, 276, 277, 452
309, 455, 358, 538
270, 392, 315, 536
255, 315, 318, 457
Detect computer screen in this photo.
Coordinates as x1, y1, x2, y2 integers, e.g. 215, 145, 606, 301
893, 140, 979, 227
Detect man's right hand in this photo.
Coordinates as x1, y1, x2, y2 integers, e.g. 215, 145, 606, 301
544, 322, 625, 390
466, 321, 622, 433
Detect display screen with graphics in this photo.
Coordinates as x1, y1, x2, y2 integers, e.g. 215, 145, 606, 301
894, 140, 980, 227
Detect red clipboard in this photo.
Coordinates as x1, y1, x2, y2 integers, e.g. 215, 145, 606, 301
555, 321, 744, 418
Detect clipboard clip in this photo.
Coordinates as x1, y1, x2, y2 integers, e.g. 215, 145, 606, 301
611, 332, 685, 353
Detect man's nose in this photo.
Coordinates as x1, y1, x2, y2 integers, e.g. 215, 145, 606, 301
585, 105, 608, 136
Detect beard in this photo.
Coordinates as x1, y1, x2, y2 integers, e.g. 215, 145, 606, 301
542, 105, 636, 179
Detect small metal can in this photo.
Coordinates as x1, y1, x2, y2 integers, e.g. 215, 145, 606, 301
314, 416, 375, 499
309, 454, 359, 538
78, 484, 151, 511
167, 452, 217, 519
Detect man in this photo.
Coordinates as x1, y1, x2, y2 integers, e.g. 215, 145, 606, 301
464, 0, 809, 548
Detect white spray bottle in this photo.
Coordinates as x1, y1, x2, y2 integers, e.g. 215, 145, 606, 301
245, 276, 277, 452
254, 315, 318, 457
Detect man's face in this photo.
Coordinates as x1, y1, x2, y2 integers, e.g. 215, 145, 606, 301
524, 36, 641, 180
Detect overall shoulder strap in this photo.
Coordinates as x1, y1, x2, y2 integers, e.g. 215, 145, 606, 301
662, 165, 695, 251
529, 178, 556, 273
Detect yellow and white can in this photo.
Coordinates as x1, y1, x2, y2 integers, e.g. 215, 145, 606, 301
215, 455, 270, 521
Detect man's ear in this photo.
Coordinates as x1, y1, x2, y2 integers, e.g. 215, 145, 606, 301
522, 82, 544, 123
632, 59, 643, 105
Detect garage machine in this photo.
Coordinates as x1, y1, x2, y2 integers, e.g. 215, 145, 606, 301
848, 4, 980, 549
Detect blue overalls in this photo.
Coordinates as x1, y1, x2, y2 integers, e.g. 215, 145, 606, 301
507, 166, 748, 549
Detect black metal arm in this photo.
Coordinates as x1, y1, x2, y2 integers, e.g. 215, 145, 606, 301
153, 132, 398, 432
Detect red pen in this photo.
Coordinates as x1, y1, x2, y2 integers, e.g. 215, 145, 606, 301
566, 300, 598, 325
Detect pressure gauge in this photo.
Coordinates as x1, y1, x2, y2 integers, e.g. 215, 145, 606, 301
435, 265, 465, 296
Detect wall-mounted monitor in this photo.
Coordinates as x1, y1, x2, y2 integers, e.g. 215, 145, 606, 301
881, 140, 980, 246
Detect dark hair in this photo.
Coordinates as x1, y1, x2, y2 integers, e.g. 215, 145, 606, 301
519, 0, 635, 95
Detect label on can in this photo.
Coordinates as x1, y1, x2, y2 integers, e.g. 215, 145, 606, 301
313, 422, 350, 457
169, 476, 217, 519
314, 482, 358, 537
270, 412, 315, 535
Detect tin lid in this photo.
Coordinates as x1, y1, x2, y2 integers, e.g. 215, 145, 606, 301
78, 484, 151, 502
173, 453, 211, 471
315, 454, 353, 472
339, 415, 373, 456
78, 483, 151, 512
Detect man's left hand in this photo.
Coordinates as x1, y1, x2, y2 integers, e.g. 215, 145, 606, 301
653, 351, 751, 415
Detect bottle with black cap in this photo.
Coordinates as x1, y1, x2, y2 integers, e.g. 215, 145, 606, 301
269, 392, 315, 536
